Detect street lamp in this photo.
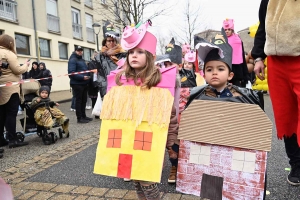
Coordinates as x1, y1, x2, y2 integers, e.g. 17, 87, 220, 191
92, 22, 101, 52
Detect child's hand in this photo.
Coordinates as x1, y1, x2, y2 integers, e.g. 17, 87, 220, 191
56, 103, 59, 106
36, 98, 41, 102
167, 147, 178, 159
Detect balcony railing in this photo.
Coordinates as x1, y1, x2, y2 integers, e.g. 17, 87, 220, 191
73, 23, 82, 39
84, 0, 92, 8
47, 14, 60, 33
86, 27, 95, 43
0, 0, 17, 22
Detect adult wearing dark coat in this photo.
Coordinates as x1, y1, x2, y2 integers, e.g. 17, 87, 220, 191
68, 46, 93, 123
39, 62, 52, 91
28, 62, 42, 79
95, 20, 127, 98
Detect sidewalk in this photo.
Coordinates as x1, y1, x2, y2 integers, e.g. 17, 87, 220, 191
50, 90, 72, 103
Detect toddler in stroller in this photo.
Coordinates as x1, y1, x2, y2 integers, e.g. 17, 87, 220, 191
30, 86, 70, 144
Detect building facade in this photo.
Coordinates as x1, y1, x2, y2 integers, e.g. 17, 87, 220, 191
0, 0, 124, 91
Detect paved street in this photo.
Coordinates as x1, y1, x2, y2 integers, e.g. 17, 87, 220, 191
0, 92, 300, 199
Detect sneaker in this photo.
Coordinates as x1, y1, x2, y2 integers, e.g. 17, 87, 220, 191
17, 111, 22, 115
85, 106, 92, 110
8, 141, 29, 148
168, 166, 177, 183
123, 178, 131, 182
70, 108, 75, 111
83, 116, 93, 121
77, 118, 89, 123
287, 164, 300, 186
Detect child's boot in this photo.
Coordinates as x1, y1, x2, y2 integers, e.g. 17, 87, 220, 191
168, 166, 177, 183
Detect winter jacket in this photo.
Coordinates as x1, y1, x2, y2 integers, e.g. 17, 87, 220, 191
39, 62, 52, 88
187, 84, 264, 110
95, 52, 127, 97
68, 52, 89, 85
87, 59, 99, 97
0, 46, 28, 105
252, 0, 300, 58
28, 68, 42, 79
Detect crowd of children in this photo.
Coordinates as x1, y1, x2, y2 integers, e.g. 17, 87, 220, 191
92, 17, 272, 200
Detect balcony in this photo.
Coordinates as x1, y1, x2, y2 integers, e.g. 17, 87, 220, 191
0, 0, 17, 22
47, 14, 60, 33
73, 23, 82, 39
86, 27, 95, 43
84, 0, 92, 8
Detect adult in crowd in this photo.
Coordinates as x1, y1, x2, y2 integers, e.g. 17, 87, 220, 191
252, 0, 300, 186
87, 51, 99, 118
95, 20, 126, 98
223, 19, 248, 87
68, 46, 93, 123
38, 62, 52, 92
0, 34, 30, 154
28, 61, 42, 79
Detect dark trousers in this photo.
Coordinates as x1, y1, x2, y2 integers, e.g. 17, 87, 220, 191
169, 144, 179, 167
284, 134, 300, 166
71, 84, 88, 120
0, 93, 20, 142
91, 97, 97, 109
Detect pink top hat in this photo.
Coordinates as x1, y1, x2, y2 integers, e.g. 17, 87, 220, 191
223, 19, 234, 30
184, 50, 196, 63
121, 20, 157, 55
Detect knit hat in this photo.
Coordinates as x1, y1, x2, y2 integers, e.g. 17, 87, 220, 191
194, 28, 232, 70
39, 85, 50, 95
165, 38, 182, 65
121, 20, 157, 55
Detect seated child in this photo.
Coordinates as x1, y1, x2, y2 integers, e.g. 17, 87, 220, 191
31, 86, 69, 136
187, 31, 263, 109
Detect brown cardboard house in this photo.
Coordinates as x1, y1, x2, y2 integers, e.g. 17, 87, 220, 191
176, 100, 272, 200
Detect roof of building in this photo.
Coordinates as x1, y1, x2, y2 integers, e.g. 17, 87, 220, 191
178, 100, 273, 151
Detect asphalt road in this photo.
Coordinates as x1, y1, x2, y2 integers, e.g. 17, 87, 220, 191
3, 96, 300, 199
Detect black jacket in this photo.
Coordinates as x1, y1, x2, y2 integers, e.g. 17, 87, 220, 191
87, 59, 99, 97
186, 84, 264, 110
28, 68, 42, 79
39, 62, 52, 88
252, 0, 269, 60
94, 52, 127, 97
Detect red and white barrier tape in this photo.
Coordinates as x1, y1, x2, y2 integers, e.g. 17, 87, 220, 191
0, 69, 97, 88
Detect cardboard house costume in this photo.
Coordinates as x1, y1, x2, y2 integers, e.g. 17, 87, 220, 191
175, 30, 272, 199
94, 21, 177, 183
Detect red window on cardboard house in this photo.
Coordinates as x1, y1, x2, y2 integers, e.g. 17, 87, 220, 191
107, 129, 122, 148
134, 131, 153, 151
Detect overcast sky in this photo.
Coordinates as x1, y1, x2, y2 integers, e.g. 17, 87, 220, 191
145, 0, 262, 46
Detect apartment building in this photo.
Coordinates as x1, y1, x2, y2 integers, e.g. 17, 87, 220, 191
0, 0, 125, 91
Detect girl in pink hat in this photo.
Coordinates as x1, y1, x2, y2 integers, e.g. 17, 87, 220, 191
223, 19, 249, 87
94, 21, 179, 200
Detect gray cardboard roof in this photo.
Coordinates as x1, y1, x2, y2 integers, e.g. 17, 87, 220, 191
178, 100, 273, 151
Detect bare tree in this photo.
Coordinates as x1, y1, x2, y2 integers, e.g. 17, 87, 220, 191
173, 0, 208, 46
95, 0, 176, 27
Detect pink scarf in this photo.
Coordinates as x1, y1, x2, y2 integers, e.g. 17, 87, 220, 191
228, 34, 243, 64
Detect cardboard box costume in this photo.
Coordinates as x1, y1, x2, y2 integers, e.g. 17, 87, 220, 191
94, 21, 177, 183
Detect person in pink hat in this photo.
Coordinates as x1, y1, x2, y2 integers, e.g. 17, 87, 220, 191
100, 20, 179, 200
223, 19, 248, 87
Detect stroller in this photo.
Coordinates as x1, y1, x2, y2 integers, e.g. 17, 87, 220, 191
17, 81, 69, 145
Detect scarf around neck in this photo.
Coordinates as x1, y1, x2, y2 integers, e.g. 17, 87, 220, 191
101, 44, 125, 64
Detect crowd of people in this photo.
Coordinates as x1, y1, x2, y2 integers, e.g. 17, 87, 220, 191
0, 0, 299, 198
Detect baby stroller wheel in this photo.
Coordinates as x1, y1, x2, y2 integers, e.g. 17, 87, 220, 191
42, 133, 52, 145
16, 132, 25, 142
58, 128, 63, 139
50, 132, 58, 143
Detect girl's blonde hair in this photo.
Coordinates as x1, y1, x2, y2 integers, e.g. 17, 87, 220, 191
0, 34, 16, 54
115, 50, 161, 89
